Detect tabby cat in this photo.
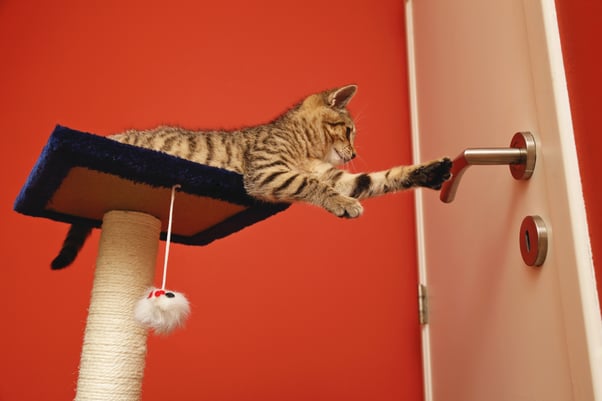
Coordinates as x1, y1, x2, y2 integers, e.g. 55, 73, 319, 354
51, 85, 451, 269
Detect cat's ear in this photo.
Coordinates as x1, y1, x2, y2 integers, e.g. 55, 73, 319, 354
327, 84, 357, 109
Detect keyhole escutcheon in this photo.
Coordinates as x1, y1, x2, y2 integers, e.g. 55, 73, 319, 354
519, 215, 548, 267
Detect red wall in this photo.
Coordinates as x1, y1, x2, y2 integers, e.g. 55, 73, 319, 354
555, 1, 602, 310
0, 1, 423, 400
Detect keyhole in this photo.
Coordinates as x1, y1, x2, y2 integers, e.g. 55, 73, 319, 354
524, 230, 531, 253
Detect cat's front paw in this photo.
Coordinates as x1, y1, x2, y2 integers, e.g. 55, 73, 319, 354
324, 195, 364, 218
412, 158, 452, 190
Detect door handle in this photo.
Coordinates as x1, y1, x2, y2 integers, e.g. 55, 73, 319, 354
440, 132, 536, 203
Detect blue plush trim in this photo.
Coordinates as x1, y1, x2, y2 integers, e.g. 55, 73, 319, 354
14, 125, 289, 245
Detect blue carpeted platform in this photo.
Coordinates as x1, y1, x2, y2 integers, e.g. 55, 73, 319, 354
14, 125, 289, 245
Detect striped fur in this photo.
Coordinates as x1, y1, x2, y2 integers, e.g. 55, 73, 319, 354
109, 85, 451, 218
51, 85, 451, 268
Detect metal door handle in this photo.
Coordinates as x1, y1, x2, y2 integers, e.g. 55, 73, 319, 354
440, 132, 536, 203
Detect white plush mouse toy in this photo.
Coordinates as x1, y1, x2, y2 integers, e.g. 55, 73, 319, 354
135, 287, 190, 335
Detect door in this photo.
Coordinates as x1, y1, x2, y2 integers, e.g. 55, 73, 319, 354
405, 0, 602, 400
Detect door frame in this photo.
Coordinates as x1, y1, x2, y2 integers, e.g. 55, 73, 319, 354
404, 0, 602, 399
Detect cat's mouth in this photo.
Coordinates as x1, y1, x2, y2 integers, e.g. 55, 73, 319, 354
327, 147, 351, 165
336, 149, 355, 164
331, 149, 347, 165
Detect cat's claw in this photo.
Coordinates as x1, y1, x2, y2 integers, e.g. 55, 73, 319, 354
412, 157, 452, 190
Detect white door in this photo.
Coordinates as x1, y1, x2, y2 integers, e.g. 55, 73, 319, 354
405, 1, 602, 400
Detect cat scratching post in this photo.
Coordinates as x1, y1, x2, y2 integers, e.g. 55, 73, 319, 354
14, 125, 289, 400
76, 211, 159, 401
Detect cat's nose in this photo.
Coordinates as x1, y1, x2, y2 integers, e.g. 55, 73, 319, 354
350, 152, 356, 160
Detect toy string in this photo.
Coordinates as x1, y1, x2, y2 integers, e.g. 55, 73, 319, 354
162, 184, 181, 290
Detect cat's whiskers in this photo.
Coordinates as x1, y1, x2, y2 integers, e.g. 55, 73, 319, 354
347, 140, 369, 172
351, 109, 367, 125
344, 159, 356, 173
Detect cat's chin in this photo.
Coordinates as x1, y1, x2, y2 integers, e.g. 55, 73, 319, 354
326, 148, 346, 166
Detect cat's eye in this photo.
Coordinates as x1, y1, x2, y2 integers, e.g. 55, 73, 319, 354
345, 126, 352, 140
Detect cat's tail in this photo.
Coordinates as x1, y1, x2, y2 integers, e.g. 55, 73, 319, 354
51, 224, 93, 269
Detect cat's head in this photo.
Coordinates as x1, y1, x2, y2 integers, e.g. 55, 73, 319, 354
300, 84, 358, 165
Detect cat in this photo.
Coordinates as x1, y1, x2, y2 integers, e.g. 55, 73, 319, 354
51, 84, 452, 269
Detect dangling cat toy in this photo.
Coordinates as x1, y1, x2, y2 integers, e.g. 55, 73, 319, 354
134, 185, 190, 335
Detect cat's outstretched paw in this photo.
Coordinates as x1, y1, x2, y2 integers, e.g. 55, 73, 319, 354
325, 195, 364, 218
412, 158, 452, 190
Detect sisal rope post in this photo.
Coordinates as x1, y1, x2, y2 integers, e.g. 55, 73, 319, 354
75, 210, 160, 401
